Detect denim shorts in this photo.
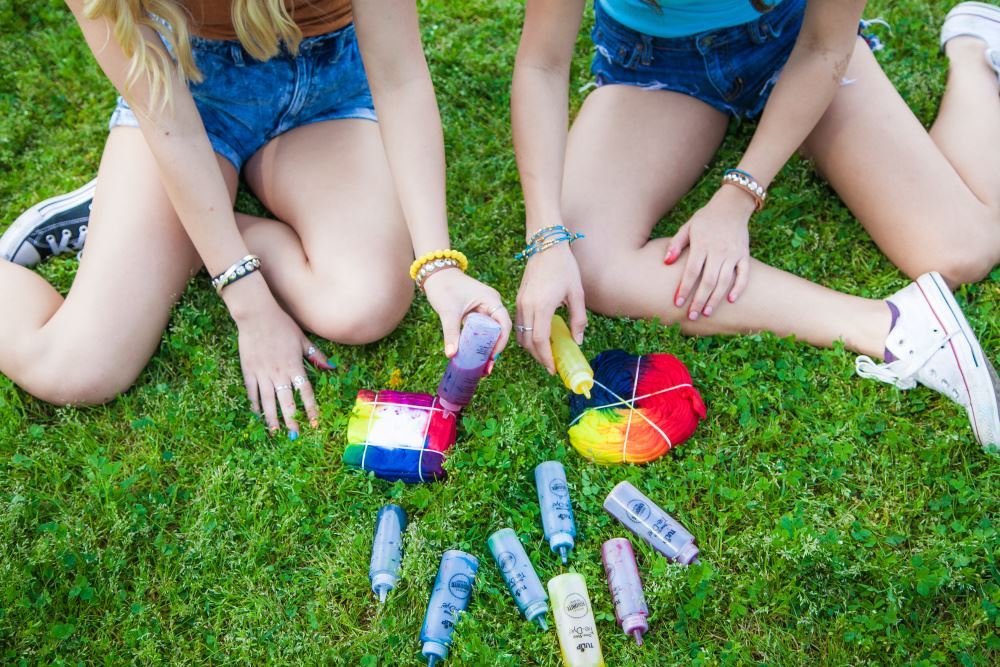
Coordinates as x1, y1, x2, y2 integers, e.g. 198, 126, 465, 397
590, 0, 808, 118
109, 22, 376, 171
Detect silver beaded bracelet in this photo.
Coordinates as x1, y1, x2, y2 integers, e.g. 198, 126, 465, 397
415, 257, 461, 290
211, 254, 262, 294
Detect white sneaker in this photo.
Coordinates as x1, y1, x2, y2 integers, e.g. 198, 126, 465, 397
0, 179, 95, 267
942, 2, 1000, 49
856, 272, 1000, 453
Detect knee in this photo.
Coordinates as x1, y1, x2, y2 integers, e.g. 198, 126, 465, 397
18, 359, 140, 406
300, 278, 414, 345
906, 240, 999, 288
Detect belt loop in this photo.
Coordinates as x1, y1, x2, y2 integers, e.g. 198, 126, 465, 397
640, 33, 653, 66
230, 43, 244, 66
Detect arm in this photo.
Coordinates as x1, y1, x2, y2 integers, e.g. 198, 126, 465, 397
352, 0, 511, 358
669, 0, 868, 319
66, 1, 328, 433
510, 0, 588, 373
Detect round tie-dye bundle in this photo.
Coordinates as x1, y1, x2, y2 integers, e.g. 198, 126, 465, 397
567, 350, 706, 465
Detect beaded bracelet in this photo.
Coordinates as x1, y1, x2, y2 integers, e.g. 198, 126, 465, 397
211, 254, 261, 294
722, 168, 767, 211
515, 225, 585, 261
409, 249, 469, 281
415, 257, 461, 290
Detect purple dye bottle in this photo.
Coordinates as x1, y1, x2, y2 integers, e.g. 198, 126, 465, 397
436, 312, 502, 413
601, 538, 649, 646
603, 481, 700, 565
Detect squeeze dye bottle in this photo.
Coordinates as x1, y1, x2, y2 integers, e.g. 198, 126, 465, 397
420, 550, 479, 667
601, 538, 649, 646
487, 528, 549, 630
436, 312, 502, 413
369, 504, 407, 603
550, 315, 594, 398
534, 461, 576, 564
603, 481, 700, 564
548, 573, 605, 667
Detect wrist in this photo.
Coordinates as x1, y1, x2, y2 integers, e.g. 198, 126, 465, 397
220, 272, 276, 322
714, 183, 759, 216
421, 265, 461, 291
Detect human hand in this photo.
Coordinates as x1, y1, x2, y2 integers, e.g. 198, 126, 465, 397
422, 268, 512, 368
664, 186, 754, 320
514, 242, 587, 374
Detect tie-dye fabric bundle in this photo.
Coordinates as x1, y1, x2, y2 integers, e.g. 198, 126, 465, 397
343, 390, 458, 483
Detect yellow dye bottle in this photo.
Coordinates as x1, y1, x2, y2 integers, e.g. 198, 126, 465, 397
550, 315, 594, 398
548, 573, 605, 667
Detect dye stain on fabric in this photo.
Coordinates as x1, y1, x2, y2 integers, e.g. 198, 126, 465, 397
437, 313, 501, 413
534, 461, 577, 564
420, 550, 479, 667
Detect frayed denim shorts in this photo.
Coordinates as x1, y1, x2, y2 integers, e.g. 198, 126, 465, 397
109, 22, 376, 171
590, 0, 809, 118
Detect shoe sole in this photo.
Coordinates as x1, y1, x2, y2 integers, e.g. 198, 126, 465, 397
943, 2, 1000, 50
0, 179, 97, 263
917, 271, 1000, 452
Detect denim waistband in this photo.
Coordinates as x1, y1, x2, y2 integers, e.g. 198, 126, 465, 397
188, 21, 355, 58
594, 0, 804, 52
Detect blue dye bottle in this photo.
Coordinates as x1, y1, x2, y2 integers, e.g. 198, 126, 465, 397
420, 550, 479, 667
487, 528, 549, 630
535, 461, 576, 563
369, 504, 407, 603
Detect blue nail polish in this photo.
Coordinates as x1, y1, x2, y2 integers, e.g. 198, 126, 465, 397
289, 431, 299, 441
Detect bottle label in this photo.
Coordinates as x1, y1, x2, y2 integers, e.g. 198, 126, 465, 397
564, 593, 589, 619
448, 573, 473, 599
496, 551, 517, 574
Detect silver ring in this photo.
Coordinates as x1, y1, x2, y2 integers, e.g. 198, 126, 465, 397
515, 325, 533, 333
488, 304, 505, 316
292, 375, 307, 389
306, 346, 317, 356
275, 384, 292, 393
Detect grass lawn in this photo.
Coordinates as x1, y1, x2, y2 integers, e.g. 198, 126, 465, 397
1, 0, 998, 664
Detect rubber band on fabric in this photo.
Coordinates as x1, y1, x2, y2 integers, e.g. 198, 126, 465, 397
567, 350, 706, 465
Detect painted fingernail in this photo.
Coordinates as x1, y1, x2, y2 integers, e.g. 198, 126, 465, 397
310, 418, 319, 428
688, 310, 699, 321
289, 430, 299, 441
445, 343, 457, 357
664, 248, 676, 264
574, 333, 584, 345
703, 306, 713, 317
728, 294, 736, 303
326, 359, 337, 370
486, 360, 496, 376
675, 296, 685, 308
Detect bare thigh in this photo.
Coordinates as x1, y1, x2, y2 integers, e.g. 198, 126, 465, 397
6, 127, 237, 404
240, 119, 413, 345
801, 39, 1000, 285
562, 84, 729, 318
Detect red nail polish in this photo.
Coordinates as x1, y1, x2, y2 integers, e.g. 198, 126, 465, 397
728, 294, 736, 303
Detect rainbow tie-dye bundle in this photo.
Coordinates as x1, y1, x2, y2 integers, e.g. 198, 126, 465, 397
567, 350, 706, 465
343, 390, 458, 483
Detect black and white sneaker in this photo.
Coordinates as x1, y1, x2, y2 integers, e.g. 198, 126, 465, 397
0, 179, 96, 267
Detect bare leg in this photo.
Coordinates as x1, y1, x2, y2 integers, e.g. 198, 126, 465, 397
563, 85, 892, 358
801, 39, 1000, 286
239, 119, 413, 345
0, 128, 237, 404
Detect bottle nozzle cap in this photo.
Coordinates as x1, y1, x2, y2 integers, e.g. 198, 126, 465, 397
378, 587, 387, 604
676, 542, 700, 565
536, 616, 548, 631
559, 546, 568, 564
633, 630, 644, 647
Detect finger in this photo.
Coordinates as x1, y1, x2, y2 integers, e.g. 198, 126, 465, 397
296, 376, 319, 428
259, 378, 281, 434
244, 373, 261, 416
729, 258, 751, 303
514, 299, 530, 348
664, 223, 691, 265
302, 337, 336, 370
703, 259, 737, 317
531, 308, 556, 375
440, 311, 462, 358
484, 303, 512, 358
566, 287, 588, 345
689, 258, 722, 321
275, 377, 300, 439
675, 251, 705, 309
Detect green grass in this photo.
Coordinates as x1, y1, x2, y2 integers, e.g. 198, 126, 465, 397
1, 0, 998, 664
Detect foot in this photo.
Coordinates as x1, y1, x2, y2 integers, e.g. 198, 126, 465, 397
942, 2, 1000, 82
0, 179, 95, 267
856, 272, 1000, 453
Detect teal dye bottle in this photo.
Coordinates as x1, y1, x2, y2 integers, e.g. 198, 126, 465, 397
534, 461, 576, 563
369, 504, 407, 603
487, 528, 549, 630
419, 550, 479, 667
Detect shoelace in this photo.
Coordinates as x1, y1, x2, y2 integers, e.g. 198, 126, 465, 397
44, 226, 87, 257
855, 330, 959, 390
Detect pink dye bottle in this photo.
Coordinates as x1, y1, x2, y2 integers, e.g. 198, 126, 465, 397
601, 538, 649, 646
437, 313, 501, 413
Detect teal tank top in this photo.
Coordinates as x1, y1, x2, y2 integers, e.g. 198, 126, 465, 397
597, 0, 776, 38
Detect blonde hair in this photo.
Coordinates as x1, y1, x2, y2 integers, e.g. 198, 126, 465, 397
83, 0, 303, 108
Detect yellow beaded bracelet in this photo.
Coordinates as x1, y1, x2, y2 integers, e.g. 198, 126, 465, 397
409, 249, 469, 281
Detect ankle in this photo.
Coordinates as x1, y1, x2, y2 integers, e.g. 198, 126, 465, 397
946, 35, 988, 61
